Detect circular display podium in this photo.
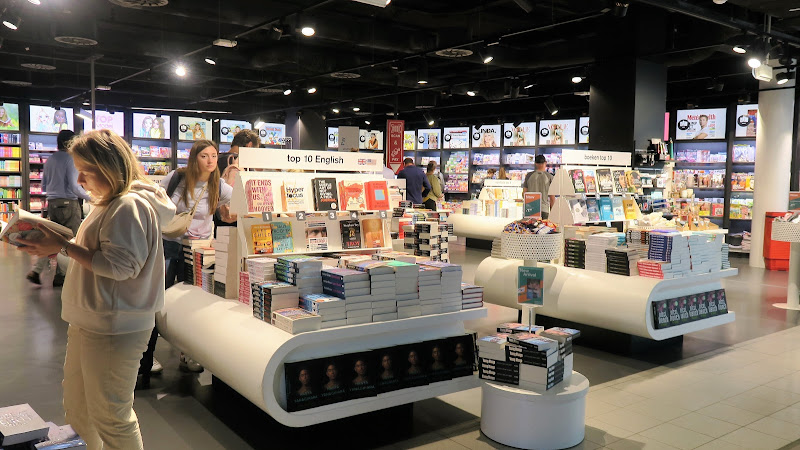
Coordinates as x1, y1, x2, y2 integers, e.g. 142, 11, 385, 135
771, 221, 800, 310
480, 371, 589, 450
500, 232, 563, 261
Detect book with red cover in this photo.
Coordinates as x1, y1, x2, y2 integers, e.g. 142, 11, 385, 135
364, 180, 390, 210
338, 180, 367, 211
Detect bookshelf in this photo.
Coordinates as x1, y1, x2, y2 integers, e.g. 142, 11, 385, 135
0, 132, 22, 221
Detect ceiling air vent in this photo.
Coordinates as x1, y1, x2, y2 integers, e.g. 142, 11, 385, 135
108, 0, 168, 8
204, 99, 228, 103
54, 36, 98, 46
21, 63, 56, 70
255, 87, 284, 94
330, 72, 361, 79
434, 48, 473, 58
2, 80, 33, 86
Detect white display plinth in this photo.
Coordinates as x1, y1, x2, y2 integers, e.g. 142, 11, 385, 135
474, 256, 737, 340
447, 214, 511, 241
156, 284, 487, 427
771, 221, 800, 310
480, 372, 589, 450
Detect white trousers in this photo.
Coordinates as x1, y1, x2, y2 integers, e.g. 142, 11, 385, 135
63, 325, 152, 450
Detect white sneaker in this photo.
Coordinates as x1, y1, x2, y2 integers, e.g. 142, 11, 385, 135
179, 353, 204, 373
150, 358, 163, 374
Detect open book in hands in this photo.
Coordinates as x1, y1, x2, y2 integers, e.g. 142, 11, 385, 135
0, 209, 74, 247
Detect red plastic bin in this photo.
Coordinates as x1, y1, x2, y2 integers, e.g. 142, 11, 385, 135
764, 211, 790, 271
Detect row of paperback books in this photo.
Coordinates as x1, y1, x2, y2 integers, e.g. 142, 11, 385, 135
568, 196, 640, 224
569, 168, 643, 195
403, 221, 452, 262
652, 289, 729, 329
477, 324, 580, 390
244, 177, 398, 214
250, 216, 386, 255
0, 403, 85, 449
285, 334, 475, 412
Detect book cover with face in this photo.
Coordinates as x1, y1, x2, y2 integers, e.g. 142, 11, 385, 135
373, 347, 402, 393
347, 352, 377, 399
449, 334, 476, 378
317, 356, 347, 406
285, 360, 320, 412
400, 344, 429, 388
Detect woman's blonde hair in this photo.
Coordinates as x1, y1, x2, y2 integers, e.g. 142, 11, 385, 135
69, 129, 152, 206
177, 140, 221, 213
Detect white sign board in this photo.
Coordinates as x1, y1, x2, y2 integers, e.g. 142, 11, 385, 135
675, 108, 727, 140
239, 148, 383, 172
443, 127, 470, 148
483, 179, 522, 187
578, 117, 590, 144
538, 119, 576, 145
472, 124, 502, 148
561, 149, 632, 166
735, 104, 758, 137
502, 122, 536, 147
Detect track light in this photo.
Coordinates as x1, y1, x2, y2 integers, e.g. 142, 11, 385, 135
283, 88, 292, 96
776, 70, 795, 85
747, 57, 762, 69
524, 83, 535, 89
544, 97, 558, 116
423, 112, 435, 126
417, 59, 429, 84
175, 64, 187, 76
307, 86, 317, 94
613, 2, 629, 17
571, 75, 584, 84
352, 106, 361, 112
480, 49, 494, 64
365, 120, 371, 125
204, 57, 216, 65
733, 46, 746, 54
3, 16, 20, 30
332, 107, 340, 113
466, 90, 476, 97
301, 26, 315, 37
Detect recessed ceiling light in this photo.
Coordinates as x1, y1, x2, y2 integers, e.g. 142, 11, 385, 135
524, 83, 534, 89
466, 90, 476, 97
307, 87, 317, 94
483, 55, 493, 64
332, 108, 340, 113
301, 26, 315, 37
204, 57, 216, 65
732, 45, 747, 54
3, 17, 20, 30
365, 120, 371, 125
175, 64, 187, 76
283, 88, 292, 96
28, 0, 41, 4
571, 76, 583, 83
352, 106, 361, 112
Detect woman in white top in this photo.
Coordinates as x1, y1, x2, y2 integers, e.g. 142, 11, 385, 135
140, 139, 235, 380
17, 130, 176, 450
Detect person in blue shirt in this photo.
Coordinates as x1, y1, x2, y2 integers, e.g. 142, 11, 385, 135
397, 158, 431, 205
27, 130, 90, 286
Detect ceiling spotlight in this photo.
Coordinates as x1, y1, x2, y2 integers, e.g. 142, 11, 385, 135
352, 106, 361, 112
3, 16, 20, 30
96, 85, 111, 91
283, 88, 292, 96
307, 86, 317, 94
733, 45, 747, 54
212, 38, 237, 48
613, 2, 629, 17
365, 120, 371, 125
713, 0, 727, 4
175, 64, 187, 76
332, 107, 340, 113
83, 100, 90, 106
776, 70, 795, 85
28, 0, 41, 4
204, 57, 216, 65
301, 26, 315, 37
480, 49, 494, 64
524, 83, 535, 89
544, 97, 559, 116
213, 118, 220, 123
417, 58, 429, 84
571, 76, 584, 84
423, 111, 435, 126
747, 57, 762, 69
466, 90, 476, 97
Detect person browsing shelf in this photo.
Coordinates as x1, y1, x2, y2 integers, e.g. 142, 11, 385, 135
423, 161, 443, 210
139, 139, 236, 381
498, 167, 509, 180
15, 130, 176, 450
523, 155, 555, 219
397, 157, 431, 205
27, 130, 91, 287
214, 129, 259, 232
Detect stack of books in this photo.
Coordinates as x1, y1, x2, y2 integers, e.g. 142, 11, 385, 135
497, 323, 543, 334
271, 307, 322, 334
251, 281, 299, 322
351, 261, 398, 322
238, 271, 252, 306
605, 248, 645, 276
641, 231, 691, 279
403, 221, 448, 262
418, 265, 443, 315
564, 238, 586, 269
371, 251, 417, 264
585, 233, 625, 272
299, 293, 346, 329
386, 260, 421, 318
276, 256, 323, 296
491, 238, 503, 258
193, 247, 215, 292
246, 257, 277, 282
461, 283, 484, 310
721, 243, 731, 269
201, 268, 214, 293
212, 226, 239, 299
506, 333, 564, 389
687, 233, 720, 274
181, 238, 210, 285
440, 223, 452, 262
422, 261, 462, 313
540, 327, 580, 362
321, 268, 373, 325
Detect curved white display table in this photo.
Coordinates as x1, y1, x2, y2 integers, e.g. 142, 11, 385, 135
474, 257, 737, 340
448, 214, 511, 241
156, 284, 487, 427
771, 221, 800, 310
481, 372, 589, 450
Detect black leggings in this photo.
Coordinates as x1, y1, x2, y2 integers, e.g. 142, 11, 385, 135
423, 199, 437, 211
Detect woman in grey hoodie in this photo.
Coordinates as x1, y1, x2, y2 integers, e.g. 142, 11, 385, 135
17, 129, 176, 450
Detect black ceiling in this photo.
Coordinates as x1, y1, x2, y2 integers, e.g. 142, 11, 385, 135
0, 0, 798, 128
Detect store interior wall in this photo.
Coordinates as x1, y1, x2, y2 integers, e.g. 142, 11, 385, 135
633, 60, 667, 149
750, 80, 797, 268
298, 111, 326, 151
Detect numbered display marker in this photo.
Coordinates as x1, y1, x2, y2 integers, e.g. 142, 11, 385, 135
262, 212, 273, 222
349, 211, 358, 220
296, 211, 306, 221
379, 210, 388, 219
327, 211, 337, 220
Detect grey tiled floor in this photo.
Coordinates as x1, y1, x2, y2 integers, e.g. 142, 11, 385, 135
2, 240, 799, 449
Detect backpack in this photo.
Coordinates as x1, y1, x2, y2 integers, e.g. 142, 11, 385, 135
221, 153, 240, 187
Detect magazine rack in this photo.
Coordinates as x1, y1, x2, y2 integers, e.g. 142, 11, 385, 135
157, 284, 486, 427
771, 221, 800, 310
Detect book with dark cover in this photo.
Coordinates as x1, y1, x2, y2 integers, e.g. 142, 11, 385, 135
697, 292, 710, 319
688, 294, 700, 321
677, 296, 690, 324
585, 198, 600, 222
312, 177, 339, 211
285, 360, 320, 412
424, 340, 452, 383
400, 344, 429, 388
715, 289, 728, 314
667, 298, 682, 327
364, 180, 390, 211
339, 219, 362, 249
317, 356, 348, 406
0, 403, 49, 446
449, 334, 476, 378
652, 299, 670, 329
707, 290, 719, 316
374, 347, 402, 393
597, 168, 614, 193
347, 352, 378, 399
569, 169, 586, 193
612, 170, 627, 193
506, 333, 557, 353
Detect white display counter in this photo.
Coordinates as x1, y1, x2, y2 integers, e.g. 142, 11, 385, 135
474, 257, 736, 340
156, 284, 487, 427
448, 214, 511, 241
771, 221, 800, 310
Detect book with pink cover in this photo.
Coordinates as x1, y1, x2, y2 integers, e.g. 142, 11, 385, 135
0, 209, 74, 247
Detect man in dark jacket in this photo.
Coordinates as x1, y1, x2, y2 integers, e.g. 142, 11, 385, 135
397, 158, 431, 205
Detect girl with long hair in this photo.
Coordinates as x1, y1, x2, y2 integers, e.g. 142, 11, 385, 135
139, 139, 235, 380
150, 117, 165, 139
139, 116, 153, 138
16, 130, 176, 449
53, 109, 69, 132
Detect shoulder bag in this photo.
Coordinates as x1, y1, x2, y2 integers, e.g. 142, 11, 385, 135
162, 175, 208, 238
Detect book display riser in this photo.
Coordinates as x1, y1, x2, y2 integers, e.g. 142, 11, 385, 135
474, 256, 736, 341
156, 283, 486, 427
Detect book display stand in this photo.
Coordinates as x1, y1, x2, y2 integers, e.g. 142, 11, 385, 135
771, 221, 800, 310
156, 148, 488, 427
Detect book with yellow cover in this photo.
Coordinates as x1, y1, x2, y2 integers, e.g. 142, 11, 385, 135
251, 224, 274, 254
622, 199, 640, 220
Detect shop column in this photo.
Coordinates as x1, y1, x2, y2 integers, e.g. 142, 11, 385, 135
750, 80, 796, 268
